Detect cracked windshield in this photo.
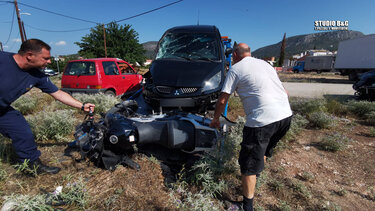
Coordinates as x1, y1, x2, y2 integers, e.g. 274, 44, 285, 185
156, 32, 219, 61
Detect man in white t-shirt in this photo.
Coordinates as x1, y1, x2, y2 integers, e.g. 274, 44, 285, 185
210, 43, 292, 211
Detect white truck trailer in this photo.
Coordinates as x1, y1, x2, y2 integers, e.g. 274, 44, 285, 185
335, 34, 375, 81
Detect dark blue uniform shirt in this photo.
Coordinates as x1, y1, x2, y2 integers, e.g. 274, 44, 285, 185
0, 51, 58, 112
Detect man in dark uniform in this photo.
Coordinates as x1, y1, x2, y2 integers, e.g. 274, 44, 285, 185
0, 39, 95, 175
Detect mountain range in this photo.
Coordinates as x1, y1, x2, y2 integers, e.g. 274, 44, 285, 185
251, 30, 364, 59
142, 30, 365, 60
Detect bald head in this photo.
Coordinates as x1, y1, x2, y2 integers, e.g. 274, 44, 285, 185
233, 43, 251, 64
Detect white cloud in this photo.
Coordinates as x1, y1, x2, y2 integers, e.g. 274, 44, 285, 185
12, 38, 21, 43
55, 41, 66, 46
3, 45, 9, 49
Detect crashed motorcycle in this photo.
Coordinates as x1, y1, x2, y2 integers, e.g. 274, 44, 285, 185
353, 70, 375, 100
69, 93, 233, 171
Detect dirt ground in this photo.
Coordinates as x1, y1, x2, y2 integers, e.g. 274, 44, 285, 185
1, 73, 374, 210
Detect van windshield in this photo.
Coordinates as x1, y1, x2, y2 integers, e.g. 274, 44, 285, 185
156, 32, 220, 61
64, 62, 96, 76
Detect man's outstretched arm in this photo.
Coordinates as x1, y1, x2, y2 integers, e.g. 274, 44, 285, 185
49, 90, 95, 112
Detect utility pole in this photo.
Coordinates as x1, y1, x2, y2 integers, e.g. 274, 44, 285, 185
102, 24, 107, 58
14, 0, 26, 42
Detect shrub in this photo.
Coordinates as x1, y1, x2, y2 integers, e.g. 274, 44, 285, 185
365, 111, 375, 126
308, 111, 336, 129
58, 177, 89, 209
3, 194, 54, 211
11, 95, 38, 115
369, 127, 375, 137
326, 99, 348, 116
169, 180, 222, 211
72, 93, 121, 114
26, 110, 77, 143
188, 161, 226, 197
289, 98, 326, 115
317, 132, 352, 152
346, 100, 375, 119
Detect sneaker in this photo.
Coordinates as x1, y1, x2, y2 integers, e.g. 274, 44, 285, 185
28, 158, 61, 175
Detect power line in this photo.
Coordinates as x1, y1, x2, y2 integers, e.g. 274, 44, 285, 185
17, 2, 98, 24
6, 0, 184, 33
4, 3, 15, 45
112, 0, 184, 24
24, 23, 92, 32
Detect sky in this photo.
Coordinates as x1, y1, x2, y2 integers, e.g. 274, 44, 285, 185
1, 0, 375, 56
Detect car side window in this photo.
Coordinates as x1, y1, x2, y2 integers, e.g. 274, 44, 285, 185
117, 62, 135, 74
103, 61, 119, 75
64, 62, 96, 76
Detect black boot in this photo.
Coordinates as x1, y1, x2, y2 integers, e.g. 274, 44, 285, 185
28, 158, 61, 175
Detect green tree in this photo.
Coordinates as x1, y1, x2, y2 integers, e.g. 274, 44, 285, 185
277, 33, 286, 67
48, 55, 79, 73
75, 22, 146, 65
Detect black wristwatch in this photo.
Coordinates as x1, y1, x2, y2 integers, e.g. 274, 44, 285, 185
81, 102, 87, 111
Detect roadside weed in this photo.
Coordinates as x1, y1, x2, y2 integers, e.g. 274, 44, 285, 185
0, 164, 7, 182
256, 171, 268, 189
72, 93, 121, 114
346, 100, 375, 119
370, 127, 375, 137
268, 179, 285, 193
289, 98, 326, 115
59, 177, 89, 209
326, 99, 348, 116
318, 132, 352, 152
278, 200, 291, 211
308, 111, 336, 129
299, 171, 315, 182
11, 95, 38, 115
3, 194, 54, 211
13, 159, 38, 177
292, 181, 312, 199
26, 109, 77, 143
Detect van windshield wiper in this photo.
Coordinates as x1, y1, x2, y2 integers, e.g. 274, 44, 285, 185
195, 57, 214, 62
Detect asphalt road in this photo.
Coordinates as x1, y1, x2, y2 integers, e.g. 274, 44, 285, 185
283, 82, 355, 98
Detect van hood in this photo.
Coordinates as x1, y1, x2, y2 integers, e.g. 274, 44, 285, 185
150, 59, 223, 87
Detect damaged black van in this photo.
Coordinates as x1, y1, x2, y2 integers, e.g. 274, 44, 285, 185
143, 25, 232, 114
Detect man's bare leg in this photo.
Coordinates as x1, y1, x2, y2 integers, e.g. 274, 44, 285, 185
241, 174, 256, 210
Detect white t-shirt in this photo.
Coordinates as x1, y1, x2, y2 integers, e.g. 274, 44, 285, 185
222, 56, 292, 127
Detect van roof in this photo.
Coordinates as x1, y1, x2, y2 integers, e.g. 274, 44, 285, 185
166, 25, 218, 33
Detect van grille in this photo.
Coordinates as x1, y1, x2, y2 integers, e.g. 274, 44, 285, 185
156, 86, 173, 94
156, 86, 199, 94
180, 87, 198, 94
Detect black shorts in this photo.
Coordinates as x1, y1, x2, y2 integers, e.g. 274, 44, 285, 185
238, 116, 292, 175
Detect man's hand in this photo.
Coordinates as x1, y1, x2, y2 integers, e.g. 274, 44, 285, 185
82, 103, 95, 112
209, 92, 230, 129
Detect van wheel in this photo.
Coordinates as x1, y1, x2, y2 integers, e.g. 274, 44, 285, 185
104, 90, 116, 97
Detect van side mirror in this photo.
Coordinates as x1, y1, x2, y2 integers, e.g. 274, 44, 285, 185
225, 48, 233, 57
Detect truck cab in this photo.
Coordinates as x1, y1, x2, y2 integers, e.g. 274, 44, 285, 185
293, 61, 305, 73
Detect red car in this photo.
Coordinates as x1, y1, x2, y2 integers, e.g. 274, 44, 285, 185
61, 58, 142, 96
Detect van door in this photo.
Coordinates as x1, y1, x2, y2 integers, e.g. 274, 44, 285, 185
117, 61, 142, 93
62, 61, 97, 89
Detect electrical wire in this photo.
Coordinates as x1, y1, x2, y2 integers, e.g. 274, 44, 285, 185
112, 0, 183, 24
4, 3, 15, 45
17, 2, 98, 24
4, 0, 184, 33
24, 23, 92, 32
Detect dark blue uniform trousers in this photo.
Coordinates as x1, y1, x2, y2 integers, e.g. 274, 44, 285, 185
0, 107, 41, 162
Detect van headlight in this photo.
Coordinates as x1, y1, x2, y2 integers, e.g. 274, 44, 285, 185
202, 71, 221, 92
